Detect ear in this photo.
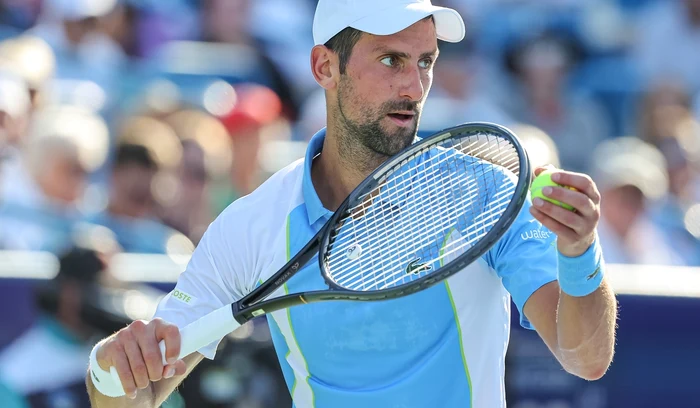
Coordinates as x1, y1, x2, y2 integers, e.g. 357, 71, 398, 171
310, 45, 339, 91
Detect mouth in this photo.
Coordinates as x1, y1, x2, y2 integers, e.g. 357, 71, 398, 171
387, 111, 416, 127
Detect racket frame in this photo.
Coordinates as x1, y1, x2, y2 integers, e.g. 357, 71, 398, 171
232, 122, 531, 325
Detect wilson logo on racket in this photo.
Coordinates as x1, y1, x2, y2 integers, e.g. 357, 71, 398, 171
405, 258, 432, 275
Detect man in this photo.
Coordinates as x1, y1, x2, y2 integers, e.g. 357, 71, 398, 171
87, 1, 617, 407
86, 143, 177, 254
0, 247, 108, 408
0, 105, 108, 253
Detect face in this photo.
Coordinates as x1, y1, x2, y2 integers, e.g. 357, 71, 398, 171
333, 18, 438, 158
111, 164, 156, 218
205, 0, 250, 42
600, 185, 645, 237
40, 154, 86, 204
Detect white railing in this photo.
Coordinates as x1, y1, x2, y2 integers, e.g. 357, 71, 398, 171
1, 251, 699, 298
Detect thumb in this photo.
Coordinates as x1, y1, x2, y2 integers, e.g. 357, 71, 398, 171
533, 164, 556, 177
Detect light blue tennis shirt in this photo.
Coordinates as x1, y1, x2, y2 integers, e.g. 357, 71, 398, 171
154, 129, 558, 408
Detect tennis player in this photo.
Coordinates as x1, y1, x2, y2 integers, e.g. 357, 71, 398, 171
87, 1, 617, 407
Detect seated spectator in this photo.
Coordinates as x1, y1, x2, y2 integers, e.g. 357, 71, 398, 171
0, 34, 56, 111
593, 137, 686, 265
632, 0, 700, 91
422, 40, 512, 132
86, 143, 181, 254
0, 239, 178, 407
0, 247, 109, 407
0, 69, 31, 172
0, 105, 108, 253
501, 31, 611, 173
28, 0, 126, 92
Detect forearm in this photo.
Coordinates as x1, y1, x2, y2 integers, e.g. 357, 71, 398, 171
555, 278, 617, 379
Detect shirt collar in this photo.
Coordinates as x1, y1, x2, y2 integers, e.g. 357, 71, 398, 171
302, 128, 333, 225
302, 130, 424, 226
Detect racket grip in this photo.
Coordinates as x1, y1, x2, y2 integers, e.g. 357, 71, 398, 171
95, 305, 241, 398
159, 304, 241, 365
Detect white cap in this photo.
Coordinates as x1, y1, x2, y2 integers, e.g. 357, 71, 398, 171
591, 137, 668, 201
43, 0, 118, 21
0, 70, 30, 118
313, 0, 466, 46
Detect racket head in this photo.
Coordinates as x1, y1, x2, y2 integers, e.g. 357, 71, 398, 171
317, 122, 531, 300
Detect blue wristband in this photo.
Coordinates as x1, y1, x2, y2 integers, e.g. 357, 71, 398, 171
557, 238, 605, 297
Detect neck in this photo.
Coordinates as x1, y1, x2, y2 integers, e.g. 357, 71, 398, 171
312, 123, 387, 212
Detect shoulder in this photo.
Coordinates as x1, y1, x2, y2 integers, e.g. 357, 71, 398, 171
217, 158, 305, 226
203, 158, 306, 255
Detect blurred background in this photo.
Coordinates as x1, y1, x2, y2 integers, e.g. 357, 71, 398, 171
0, 0, 699, 407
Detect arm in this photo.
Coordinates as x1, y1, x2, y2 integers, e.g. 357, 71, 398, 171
525, 167, 617, 380
86, 204, 254, 406
524, 279, 616, 380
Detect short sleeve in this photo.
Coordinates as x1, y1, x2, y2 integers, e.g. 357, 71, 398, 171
487, 193, 558, 329
152, 207, 253, 359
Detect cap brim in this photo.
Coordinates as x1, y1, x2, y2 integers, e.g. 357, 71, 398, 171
350, 3, 465, 43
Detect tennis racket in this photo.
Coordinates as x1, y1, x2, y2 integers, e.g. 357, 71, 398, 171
108, 122, 531, 395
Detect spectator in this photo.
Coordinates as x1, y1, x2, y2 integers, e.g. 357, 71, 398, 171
199, 0, 299, 119
159, 139, 213, 244
0, 105, 109, 253
632, 0, 700, 91
637, 80, 695, 146
0, 34, 56, 111
593, 137, 685, 265
28, 0, 127, 92
422, 40, 512, 132
0, 247, 109, 408
501, 32, 611, 173
0, 69, 31, 168
0, 239, 177, 408
86, 143, 182, 254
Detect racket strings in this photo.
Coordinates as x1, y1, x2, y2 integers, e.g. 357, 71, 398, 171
333, 135, 506, 238
326, 131, 521, 292
330, 134, 514, 289
329, 136, 514, 256
333, 175, 515, 290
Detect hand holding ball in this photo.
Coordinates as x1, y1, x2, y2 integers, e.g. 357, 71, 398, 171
530, 169, 576, 211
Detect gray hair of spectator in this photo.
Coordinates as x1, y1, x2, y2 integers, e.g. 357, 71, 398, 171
324, 16, 435, 75
24, 134, 82, 179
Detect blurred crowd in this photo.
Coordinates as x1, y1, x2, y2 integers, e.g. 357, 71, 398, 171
0, 0, 700, 407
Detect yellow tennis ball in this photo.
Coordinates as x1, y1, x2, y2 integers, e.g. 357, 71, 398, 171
530, 169, 575, 211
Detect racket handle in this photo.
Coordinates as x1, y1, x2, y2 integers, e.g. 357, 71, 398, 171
95, 305, 241, 398
159, 304, 241, 364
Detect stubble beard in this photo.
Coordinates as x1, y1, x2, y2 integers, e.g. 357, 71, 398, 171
335, 77, 420, 175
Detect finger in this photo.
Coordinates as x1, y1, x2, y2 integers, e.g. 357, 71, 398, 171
136, 324, 164, 382
529, 206, 578, 242
531, 197, 588, 236
541, 186, 596, 217
161, 360, 187, 379
112, 347, 138, 399
121, 332, 150, 390
154, 321, 181, 365
172, 359, 187, 376
550, 171, 601, 205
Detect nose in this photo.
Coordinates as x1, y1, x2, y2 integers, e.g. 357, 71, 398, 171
399, 65, 425, 102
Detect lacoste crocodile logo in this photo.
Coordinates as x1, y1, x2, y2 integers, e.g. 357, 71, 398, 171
405, 258, 432, 275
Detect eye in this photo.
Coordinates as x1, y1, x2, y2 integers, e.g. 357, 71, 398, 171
418, 58, 433, 69
380, 56, 398, 67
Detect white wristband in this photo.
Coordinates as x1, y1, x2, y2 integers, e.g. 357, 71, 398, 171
89, 343, 127, 398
